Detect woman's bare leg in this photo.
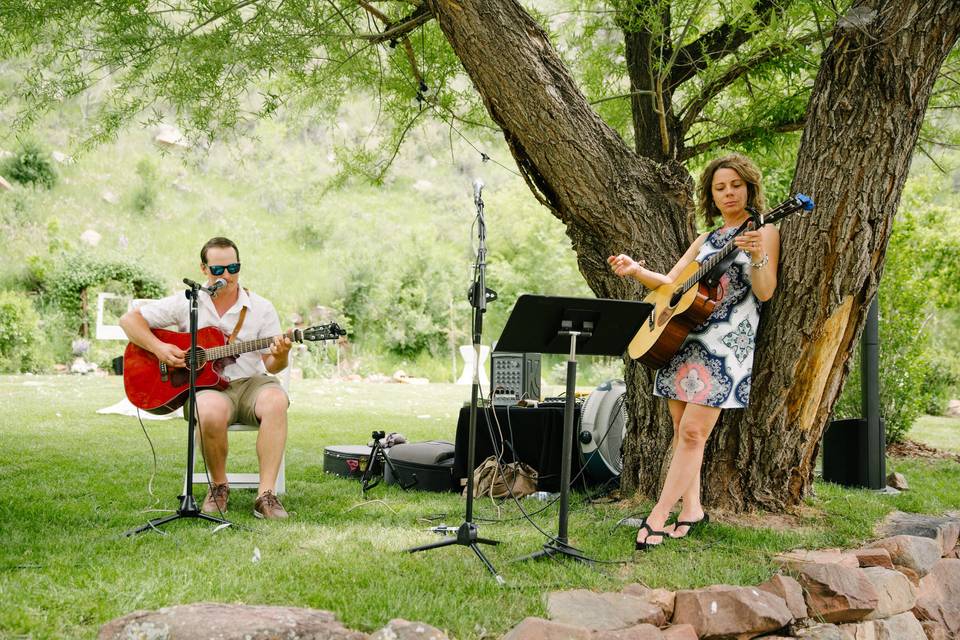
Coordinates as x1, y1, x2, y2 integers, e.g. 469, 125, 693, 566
637, 402, 721, 545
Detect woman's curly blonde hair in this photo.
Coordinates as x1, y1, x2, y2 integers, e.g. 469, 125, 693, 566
698, 153, 767, 227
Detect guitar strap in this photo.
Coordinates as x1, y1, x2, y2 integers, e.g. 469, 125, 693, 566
702, 251, 740, 289
703, 219, 753, 289
226, 290, 250, 345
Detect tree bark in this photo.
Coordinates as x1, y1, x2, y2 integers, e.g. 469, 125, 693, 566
424, 0, 695, 288
696, 0, 960, 510
426, 0, 960, 510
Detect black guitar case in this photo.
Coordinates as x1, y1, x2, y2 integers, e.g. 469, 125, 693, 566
323, 444, 372, 479
384, 440, 457, 492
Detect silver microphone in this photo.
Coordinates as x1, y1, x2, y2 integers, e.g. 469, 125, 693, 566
473, 178, 484, 205
207, 278, 227, 296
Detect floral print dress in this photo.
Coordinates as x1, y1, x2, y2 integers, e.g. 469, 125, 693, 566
653, 226, 761, 408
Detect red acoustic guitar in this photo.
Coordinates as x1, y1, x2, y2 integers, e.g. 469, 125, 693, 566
123, 323, 346, 414
627, 194, 814, 368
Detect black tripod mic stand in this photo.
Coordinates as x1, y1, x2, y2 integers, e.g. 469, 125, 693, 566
125, 280, 233, 536
408, 180, 503, 584
360, 430, 415, 494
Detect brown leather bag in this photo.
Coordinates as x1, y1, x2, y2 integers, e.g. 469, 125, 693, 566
465, 456, 538, 499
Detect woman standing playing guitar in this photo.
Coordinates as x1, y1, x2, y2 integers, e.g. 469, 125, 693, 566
608, 153, 780, 550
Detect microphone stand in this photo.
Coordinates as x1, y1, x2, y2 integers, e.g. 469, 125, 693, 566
125, 280, 232, 536
408, 182, 503, 584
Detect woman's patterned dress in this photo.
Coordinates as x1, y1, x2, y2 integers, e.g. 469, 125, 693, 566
653, 226, 761, 408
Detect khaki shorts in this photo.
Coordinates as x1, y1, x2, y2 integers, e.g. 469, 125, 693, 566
183, 374, 288, 426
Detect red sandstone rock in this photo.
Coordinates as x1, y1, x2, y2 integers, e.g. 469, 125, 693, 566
547, 589, 666, 630
98, 603, 369, 640
870, 535, 942, 577
860, 566, 918, 620
672, 584, 792, 640
792, 562, 879, 623
758, 574, 808, 620
853, 548, 894, 570
912, 558, 960, 638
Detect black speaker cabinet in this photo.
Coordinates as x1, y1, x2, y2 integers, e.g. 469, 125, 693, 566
490, 351, 541, 405
822, 418, 886, 489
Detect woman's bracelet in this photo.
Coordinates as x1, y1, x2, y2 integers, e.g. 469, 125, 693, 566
750, 253, 769, 269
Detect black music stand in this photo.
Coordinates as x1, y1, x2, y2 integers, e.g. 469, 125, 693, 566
497, 294, 652, 563
124, 280, 232, 536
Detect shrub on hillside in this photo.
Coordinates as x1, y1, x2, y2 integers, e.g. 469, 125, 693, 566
922, 352, 960, 416
1, 140, 58, 189
42, 254, 167, 336
338, 238, 468, 357
834, 206, 959, 442
0, 290, 43, 372
130, 158, 158, 215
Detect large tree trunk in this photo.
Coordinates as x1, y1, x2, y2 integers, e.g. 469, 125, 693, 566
427, 0, 960, 510
426, 0, 690, 499
424, 0, 695, 306
694, 0, 960, 510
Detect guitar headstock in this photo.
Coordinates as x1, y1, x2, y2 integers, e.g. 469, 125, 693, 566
298, 322, 348, 343
764, 193, 815, 225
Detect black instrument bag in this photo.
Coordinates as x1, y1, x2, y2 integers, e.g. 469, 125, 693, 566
384, 440, 457, 492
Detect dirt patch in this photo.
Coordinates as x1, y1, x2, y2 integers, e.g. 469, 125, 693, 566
887, 438, 960, 463
708, 506, 819, 533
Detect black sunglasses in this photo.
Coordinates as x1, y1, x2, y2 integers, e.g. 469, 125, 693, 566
206, 262, 241, 276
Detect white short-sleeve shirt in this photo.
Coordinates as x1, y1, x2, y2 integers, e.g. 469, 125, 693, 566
139, 287, 282, 382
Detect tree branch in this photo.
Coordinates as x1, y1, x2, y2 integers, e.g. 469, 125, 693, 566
678, 30, 823, 134
589, 89, 655, 106
356, 4, 433, 44
680, 118, 805, 159
667, 0, 783, 89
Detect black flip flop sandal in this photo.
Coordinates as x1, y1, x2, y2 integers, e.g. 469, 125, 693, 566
635, 519, 669, 551
670, 512, 710, 539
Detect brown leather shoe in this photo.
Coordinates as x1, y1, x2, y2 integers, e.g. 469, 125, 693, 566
253, 490, 288, 519
201, 482, 229, 514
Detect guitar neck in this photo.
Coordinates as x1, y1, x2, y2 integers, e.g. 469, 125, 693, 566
680, 240, 738, 294
675, 195, 809, 296
205, 335, 294, 362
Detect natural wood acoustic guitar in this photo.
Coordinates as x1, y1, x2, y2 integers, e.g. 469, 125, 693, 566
627, 194, 814, 368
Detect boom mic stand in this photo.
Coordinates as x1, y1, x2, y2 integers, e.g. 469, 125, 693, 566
408, 179, 503, 584
125, 280, 233, 536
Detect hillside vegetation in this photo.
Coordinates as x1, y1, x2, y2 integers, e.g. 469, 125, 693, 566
1, 95, 959, 438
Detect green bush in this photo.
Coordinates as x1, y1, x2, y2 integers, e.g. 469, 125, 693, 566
0, 290, 42, 372
130, 158, 158, 215
1, 140, 58, 189
42, 253, 167, 336
923, 351, 960, 416
835, 206, 959, 442
337, 234, 468, 358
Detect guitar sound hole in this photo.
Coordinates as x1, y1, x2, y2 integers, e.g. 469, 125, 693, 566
186, 348, 207, 370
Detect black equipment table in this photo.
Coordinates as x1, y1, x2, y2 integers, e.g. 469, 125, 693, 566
453, 404, 584, 493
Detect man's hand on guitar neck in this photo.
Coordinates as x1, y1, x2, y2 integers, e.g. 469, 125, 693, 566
264, 334, 293, 374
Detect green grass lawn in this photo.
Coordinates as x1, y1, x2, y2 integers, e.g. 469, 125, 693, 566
910, 414, 960, 452
1, 375, 958, 639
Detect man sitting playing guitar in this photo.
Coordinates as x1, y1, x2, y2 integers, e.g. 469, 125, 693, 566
120, 236, 293, 519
